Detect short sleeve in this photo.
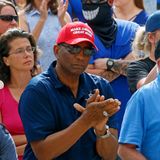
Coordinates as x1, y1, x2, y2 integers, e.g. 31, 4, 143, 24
119, 91, 145, 147
19, 86, 56, 142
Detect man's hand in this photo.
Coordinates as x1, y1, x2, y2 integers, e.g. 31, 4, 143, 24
74, 89, 120, 130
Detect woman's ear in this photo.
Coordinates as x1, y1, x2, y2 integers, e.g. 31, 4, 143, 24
3, 57, 10, 66
148, 32, 156, 44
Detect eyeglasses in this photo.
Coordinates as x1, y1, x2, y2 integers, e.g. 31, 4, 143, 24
0, 15, 18, 22
59, 43, 95, 56
9, 46, 36, 55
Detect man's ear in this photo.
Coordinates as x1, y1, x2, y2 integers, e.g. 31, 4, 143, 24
53, 45, 59, 58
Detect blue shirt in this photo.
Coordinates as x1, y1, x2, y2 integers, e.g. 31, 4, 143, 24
25, 9, 61, 70
119, 74, 160, 159
19, 61, 118, 160
0, 124, 17, 160
90, 19, 139, 133
67, 0, 85, 22
133, 10, 148, 26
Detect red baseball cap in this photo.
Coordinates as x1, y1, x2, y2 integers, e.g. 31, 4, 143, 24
56, 22, 97, 50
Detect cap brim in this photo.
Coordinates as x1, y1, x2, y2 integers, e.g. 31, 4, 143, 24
65, 38, 98, 51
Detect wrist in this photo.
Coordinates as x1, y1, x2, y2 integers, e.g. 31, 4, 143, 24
106, 59, 114, 71
94, 126, 106, 136
94, 125, 111, 138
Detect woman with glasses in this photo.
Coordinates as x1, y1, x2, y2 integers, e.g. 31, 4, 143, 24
0, 0, 18, 35
0, 28, 40, 160
19, 0, 71, 71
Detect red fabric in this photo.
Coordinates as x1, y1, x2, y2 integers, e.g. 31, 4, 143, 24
0, 86, 24, 159
56, 21, 97, 50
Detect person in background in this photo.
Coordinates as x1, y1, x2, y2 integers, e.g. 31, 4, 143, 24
19, 0, 72, 70
118, 39, 160, 160
0, 28, 40, 160
66, 0, 85, 21
19, 21, 121, 160
0, 0, 18, 35
81, 0, 139, 135
127, 11, 160, 93
113, 0, 148, 26
0, 123, 17, 160
157, 0, 160, 9
8, 0, 26, 10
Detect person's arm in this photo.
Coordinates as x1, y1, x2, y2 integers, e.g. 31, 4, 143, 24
18, 10, 29, 32
86, 52, 135, 82
118, 144, 147, 160
96, 128, 118, 160
137, 65, 157, 88
12, 134, 27, 156
19, 0, 48, 42
16, 144, 26, 156
74, 91, 120, 160
30, 97, 120, 159
0, 110, 27, 157
58, 0, 72, 27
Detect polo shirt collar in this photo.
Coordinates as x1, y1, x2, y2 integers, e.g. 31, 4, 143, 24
47, 61, 95, 99
29, 8, 52, 16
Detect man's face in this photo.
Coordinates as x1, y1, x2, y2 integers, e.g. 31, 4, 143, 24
55, 42, 93, 76
0, 5, 18, 35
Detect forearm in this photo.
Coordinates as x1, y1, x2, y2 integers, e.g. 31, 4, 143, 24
12, 134, 27, 146
111, 59, 131, 76
96, 128, 118, 160
31, 117, 90, 160
144, 65, 157, 85
16, 144, 26, 156
118, 144, 147, 160
59, 12, 71, 27
32, 18, 46, 42
86, 67, 119, 82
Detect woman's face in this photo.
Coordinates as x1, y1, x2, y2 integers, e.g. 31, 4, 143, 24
0, 5, 18, 35
3, 38, 35, 72
113, 0, 131, 7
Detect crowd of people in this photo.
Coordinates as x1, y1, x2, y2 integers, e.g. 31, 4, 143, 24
0, 0, 160, 160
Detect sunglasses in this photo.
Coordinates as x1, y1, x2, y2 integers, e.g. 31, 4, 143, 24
0, 15, 18, 22
59, 43, 95, 56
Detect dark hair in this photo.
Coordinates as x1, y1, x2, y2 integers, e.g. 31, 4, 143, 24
0, 0, 18, 15
25, 0, 58, 15
0, 28, 39, 84
134, 0, 144, 10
